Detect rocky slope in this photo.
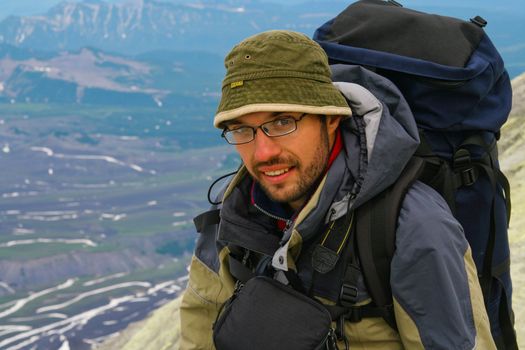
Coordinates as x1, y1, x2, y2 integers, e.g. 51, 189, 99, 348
499, 72, 525, 347
101, 72, 525, 349
99, 296, 181, 350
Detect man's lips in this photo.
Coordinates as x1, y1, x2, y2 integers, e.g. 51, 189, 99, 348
258, 165, 293, 177
257, 165, 296, 184
263, 167, 289, 176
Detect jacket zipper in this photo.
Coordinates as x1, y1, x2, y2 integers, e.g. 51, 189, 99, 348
253, 202, 293, 231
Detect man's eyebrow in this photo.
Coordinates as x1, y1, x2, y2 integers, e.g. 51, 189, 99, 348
272, 112, 292, 117
224, 112, 290, 128
224, 120, 243, 127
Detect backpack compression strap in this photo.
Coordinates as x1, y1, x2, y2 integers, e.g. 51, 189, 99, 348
354, 157, 425, 330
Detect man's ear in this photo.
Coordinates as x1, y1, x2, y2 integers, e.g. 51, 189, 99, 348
326, 115, 343, 134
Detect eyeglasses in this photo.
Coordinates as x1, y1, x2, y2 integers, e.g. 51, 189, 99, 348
222, 113, 308, 145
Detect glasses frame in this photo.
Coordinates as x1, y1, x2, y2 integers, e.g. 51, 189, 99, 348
221, 113, 308, 145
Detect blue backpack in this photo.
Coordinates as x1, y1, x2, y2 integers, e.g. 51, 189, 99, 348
314, 0, 516, 348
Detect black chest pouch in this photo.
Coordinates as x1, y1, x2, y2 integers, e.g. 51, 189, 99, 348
213, 276, 338, 350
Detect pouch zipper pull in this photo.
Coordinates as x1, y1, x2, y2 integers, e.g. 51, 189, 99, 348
233, 280, 244, 295
325, 328, 339, 350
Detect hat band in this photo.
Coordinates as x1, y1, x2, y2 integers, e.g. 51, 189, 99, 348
223, 69, 331, 88
214, 103, 352, 128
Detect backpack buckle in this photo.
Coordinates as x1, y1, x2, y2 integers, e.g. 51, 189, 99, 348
340, 283, 359, 307
459, 168, 477, 186
470, 16, 488, 28
453, 149, 477, 186
387, 0, 403, 7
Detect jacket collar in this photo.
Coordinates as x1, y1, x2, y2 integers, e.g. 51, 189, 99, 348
249, 129, 344, 224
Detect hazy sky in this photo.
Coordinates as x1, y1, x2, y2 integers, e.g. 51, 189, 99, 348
0, 0, 521, 21
0, 0, 515, 15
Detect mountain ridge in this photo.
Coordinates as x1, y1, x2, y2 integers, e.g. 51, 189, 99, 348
0, 0, 348, 55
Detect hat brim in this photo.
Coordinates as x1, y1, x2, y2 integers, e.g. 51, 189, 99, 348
214, 77, 352, 128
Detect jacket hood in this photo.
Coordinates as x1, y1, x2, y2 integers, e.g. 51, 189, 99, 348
335, 64, 420, 209
294, 64, 420, 241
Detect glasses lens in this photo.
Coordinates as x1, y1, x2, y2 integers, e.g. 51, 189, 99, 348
224, 127, 254, 144
264, 117, 297, 136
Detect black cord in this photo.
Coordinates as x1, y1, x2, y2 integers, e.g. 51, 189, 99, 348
207, 170, 238, 205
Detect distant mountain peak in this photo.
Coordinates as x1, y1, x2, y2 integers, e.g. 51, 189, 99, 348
0, 0, 291, 55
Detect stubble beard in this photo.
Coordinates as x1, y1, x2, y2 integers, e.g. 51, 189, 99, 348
256, 124, 330, 207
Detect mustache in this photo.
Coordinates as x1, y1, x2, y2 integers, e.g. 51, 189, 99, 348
253, 156, 298, 169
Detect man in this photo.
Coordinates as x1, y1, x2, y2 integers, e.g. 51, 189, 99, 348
180, 30, 495, 349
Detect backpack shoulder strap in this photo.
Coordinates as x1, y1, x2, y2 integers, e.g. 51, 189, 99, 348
354, 156, 425, 328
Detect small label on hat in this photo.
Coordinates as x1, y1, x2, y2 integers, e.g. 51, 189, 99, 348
230, 81, 244, 89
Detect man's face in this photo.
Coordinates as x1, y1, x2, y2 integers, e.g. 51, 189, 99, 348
230, 112, 340, 210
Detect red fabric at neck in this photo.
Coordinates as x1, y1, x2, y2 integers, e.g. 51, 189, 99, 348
274, 128, 343, 231
327, 128, 343, 170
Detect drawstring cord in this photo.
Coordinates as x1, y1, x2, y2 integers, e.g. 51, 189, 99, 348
207, 170, 238, 205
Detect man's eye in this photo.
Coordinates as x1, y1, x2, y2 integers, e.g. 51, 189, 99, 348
273, 118, 293, 127
230, 127, 251, 135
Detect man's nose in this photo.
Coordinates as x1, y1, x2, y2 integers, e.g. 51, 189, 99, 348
253, 129, 281, 162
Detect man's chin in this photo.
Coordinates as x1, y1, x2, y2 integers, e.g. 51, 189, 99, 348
261, 184, 301, 205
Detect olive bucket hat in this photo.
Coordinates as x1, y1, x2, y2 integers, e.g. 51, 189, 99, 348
214, 30, 352, 128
